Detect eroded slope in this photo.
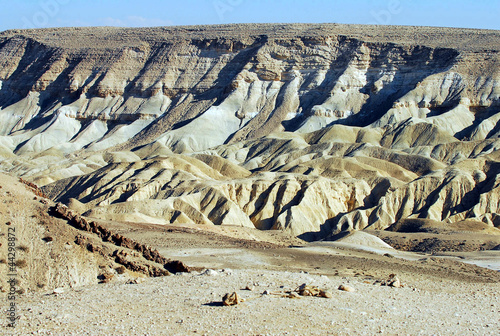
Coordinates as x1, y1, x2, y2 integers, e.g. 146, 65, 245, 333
0, 24, 499, 239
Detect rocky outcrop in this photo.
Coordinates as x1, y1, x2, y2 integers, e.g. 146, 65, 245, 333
52, 202, 190, 274
0, 172, 179, 295
0, 24, 498, 158
1, 24, 499, 239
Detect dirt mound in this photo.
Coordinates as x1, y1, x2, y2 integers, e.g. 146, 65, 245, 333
332, 231, 394, 250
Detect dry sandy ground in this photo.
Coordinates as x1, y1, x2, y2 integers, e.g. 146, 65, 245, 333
4, 268, 499, 336
3, 220, 499, 336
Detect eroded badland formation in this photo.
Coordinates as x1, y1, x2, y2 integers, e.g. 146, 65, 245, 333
0, 24, 499, 335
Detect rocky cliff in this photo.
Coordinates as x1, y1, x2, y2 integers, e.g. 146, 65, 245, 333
0, 24, 499, 238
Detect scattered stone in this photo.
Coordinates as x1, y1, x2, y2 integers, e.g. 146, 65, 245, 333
165, 260, 190, 274
99, 273, 114, 283
52, 288, 65, 295
262, 290, 271, 295
200, 269, 218, 276
222, 292, 243, 306
297, 283, 321, 297
319, 290, 333, 298
244, 285, 254, 291
127, 277, 146, 285
74, 235, 86, 246
286, 292, 301, 299
390, 278, 401, 288
292, 284, 332, 298
115, 266, 127, 275
338, 284, 356, 292
382, 274, 402, 288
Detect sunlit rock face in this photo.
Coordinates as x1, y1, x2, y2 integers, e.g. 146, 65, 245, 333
1, 24, 499, 238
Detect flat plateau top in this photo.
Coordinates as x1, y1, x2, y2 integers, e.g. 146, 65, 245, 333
1, 23, 499, 51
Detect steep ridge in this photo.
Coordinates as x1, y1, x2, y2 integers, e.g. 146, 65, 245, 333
0, 24, 500, 239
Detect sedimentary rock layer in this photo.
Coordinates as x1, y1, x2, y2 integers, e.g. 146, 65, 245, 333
0, 24, 499, 238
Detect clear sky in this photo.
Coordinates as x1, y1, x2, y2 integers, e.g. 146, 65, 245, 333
1, 0, 499, 32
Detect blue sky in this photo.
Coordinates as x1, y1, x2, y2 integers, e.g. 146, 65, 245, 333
1, 0, 499, 31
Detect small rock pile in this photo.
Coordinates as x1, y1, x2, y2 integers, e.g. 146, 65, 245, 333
293, 283, 332, 298
381, 274, 403, 288
221, 282, 333, 306
338, 284, 356, 292
222, 292, 244, 306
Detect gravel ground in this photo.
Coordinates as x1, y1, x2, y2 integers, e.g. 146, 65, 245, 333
3, 269, 499, 336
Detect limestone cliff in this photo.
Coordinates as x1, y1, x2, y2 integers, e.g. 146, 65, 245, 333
0, 24, 499, 238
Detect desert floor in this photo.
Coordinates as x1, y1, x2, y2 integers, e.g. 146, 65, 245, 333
3, 220, 499, 336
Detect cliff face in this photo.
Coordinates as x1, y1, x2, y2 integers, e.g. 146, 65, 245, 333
1, 24, 499, 238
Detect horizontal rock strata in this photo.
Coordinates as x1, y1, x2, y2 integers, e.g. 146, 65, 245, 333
0, 24, 499, 238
